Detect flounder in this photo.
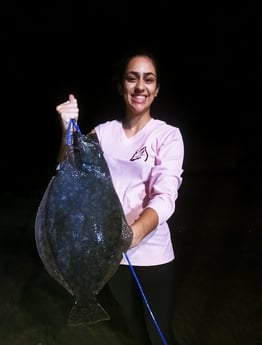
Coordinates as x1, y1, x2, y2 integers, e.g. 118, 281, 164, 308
35, 121, 133, 326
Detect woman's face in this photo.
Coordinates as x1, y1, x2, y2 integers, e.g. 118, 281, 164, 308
120, 55, 159, 116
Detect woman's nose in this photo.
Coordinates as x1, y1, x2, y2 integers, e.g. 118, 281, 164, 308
135, 78, 145, 90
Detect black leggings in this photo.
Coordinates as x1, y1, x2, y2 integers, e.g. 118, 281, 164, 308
107, 260, 178, 345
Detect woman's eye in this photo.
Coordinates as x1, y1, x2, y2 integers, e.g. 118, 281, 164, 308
127, 77, 136, 82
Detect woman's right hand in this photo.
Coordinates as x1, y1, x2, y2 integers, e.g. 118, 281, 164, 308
56, 94, 79, 133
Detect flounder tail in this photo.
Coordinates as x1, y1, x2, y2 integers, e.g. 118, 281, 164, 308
68, 301, 110, 326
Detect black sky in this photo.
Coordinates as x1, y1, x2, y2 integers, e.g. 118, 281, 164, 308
1, 3, 261, 190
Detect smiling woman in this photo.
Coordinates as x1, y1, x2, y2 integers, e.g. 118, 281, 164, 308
55, 49, 184, 345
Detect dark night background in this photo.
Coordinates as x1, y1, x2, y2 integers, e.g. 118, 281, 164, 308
1, 2, 262, 345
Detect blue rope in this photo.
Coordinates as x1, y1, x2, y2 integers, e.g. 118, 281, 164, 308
124, 253, 169, 345
66, 118, 81, 145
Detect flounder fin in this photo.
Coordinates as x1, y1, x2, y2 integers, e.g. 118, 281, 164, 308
68, 301, 110, 326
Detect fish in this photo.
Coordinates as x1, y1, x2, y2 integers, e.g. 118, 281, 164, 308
34, 121, 133, 326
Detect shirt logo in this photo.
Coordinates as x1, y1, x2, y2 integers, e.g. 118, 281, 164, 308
130, 147, 148, 161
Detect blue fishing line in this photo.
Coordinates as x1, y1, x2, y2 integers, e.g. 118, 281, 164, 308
66, 118, 81, 145
124, 253, 169, 345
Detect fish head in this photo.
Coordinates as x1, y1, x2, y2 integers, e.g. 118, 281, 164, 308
68, 131, 109, 174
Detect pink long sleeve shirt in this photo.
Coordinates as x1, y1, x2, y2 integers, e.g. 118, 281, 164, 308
94, 118, 184, 266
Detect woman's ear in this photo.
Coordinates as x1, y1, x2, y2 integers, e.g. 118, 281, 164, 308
155, 84, 160, 97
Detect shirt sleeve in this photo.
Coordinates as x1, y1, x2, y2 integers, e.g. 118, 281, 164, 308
146, 126, 184, 225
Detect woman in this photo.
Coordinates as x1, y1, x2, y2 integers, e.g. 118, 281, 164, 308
56, 50, 184, 345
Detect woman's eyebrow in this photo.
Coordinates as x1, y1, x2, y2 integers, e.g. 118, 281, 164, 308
126, 71, 157, 77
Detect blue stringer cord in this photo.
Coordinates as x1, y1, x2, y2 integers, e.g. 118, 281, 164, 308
124, 253, 169, 345
66, 118, 81, 145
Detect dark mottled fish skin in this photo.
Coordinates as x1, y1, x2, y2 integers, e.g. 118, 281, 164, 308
35, 131, 133, 326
